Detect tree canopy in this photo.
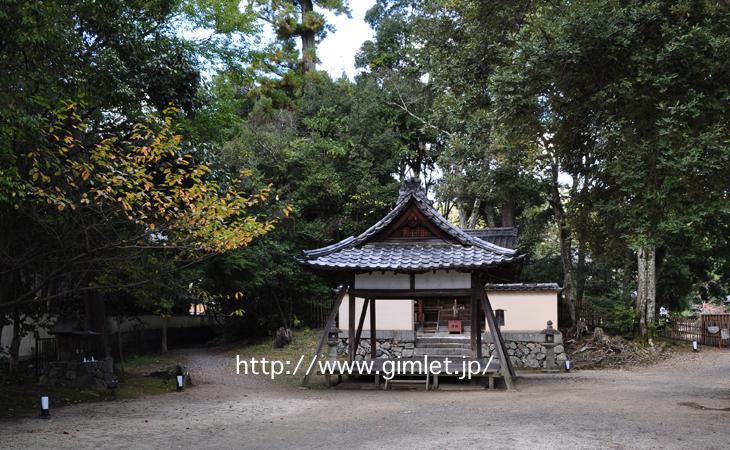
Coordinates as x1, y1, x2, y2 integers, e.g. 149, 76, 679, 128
2, 0, 729, 361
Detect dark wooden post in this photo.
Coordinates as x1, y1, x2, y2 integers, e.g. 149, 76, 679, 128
354, 299, 369, 351
348, 291, 356, 363
473, 273, 514, 389
369, 299, 377, 360
470, 284, 478, 357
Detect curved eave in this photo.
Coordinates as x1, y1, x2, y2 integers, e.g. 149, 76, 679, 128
300, 247, 524, 272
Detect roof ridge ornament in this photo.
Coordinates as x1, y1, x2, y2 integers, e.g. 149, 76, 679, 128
398, 177, 429, 203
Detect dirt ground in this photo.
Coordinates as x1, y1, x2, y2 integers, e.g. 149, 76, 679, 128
1, 346, 728, 449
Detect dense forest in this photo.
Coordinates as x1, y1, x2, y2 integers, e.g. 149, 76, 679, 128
1, 0, 729, 369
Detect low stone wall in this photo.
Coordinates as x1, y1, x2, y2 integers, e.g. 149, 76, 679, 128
491, 341, 566, 369
338, 337, 566, 369
39, 358, 113, 389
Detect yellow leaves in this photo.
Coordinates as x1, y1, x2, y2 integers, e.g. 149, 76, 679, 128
25, 102, 276, 254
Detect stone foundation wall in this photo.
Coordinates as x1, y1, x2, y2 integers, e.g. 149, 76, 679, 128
337, 339, 410, 361
338, 338, 566, 369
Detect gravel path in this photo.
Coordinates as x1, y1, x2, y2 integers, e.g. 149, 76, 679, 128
1, 346, 728, 449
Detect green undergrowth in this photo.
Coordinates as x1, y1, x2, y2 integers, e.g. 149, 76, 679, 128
230, 327, 333, 388
0, 352, 188, 420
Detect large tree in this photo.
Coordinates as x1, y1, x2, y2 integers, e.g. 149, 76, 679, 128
0, 0, 275, 367
490, 0, 730, 335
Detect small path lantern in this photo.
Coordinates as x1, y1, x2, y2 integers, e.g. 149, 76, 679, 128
176, 375, 184, 391
40, 396, 50, 419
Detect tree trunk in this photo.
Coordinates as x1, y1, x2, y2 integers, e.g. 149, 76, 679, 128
576, 239, 586, 309
300, 0, 316, 73
636, 245, 656, 337
501, 199, 515, 227
549, 164, 576, 326
485, 207, 496, 228
558, 223, 575, 327
458, 201, 467, 228
116, 315, 125, 373
91, 293, 111, 358
161, 315, 169, 352
8, 306, 23, 373
467, 198, 481, 228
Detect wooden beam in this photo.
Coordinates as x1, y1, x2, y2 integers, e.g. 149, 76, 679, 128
370, 299, 377, 360
353, 298, 369, 351
350, 289, 472, 299
348, 290, 356, 363
474, 274, 514, 389
486, 290, 515, 378
301, 286, 347, 387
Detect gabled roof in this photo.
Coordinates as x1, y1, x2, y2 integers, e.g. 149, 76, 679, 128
464, 227, 519, 250
301, 179, 521, 271
485, 283, 562, 292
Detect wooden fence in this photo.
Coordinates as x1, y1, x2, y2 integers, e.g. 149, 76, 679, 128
558, 302, 602, 329
299, 296, 335, 329
663, 314, 730, 346
34, 337, 58, 379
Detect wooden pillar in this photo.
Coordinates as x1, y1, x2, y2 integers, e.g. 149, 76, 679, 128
369, 299, 377, 360
470, 287, 477, 357
474, 285, 483, 359
348, 290, 356, 363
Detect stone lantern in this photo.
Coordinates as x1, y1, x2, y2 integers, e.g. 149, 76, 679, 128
327, 328, 340, 362
325, 328, 342, 387
542, 320, 559, 373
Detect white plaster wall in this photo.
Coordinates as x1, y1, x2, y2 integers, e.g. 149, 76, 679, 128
414, 270, 471, 289
355, 272, 410, 289
338, 297, 413, 331
0, 317, 54, 359
485, 291, 558, 332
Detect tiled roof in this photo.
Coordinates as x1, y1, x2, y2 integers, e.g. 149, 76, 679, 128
485, 283, 562, 292
302, 180, 521, 271
304, 243, 516, 271
463, 227, 518, 250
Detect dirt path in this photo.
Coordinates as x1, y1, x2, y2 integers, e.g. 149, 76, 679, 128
1, 347, 729, 449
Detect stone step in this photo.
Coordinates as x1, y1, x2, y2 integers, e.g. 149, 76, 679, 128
413, 348, 472, 357
415, 336, 471, 344
414, 342, 471, 349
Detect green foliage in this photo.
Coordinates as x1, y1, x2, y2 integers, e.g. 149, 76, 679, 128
3, 0, 730, 343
